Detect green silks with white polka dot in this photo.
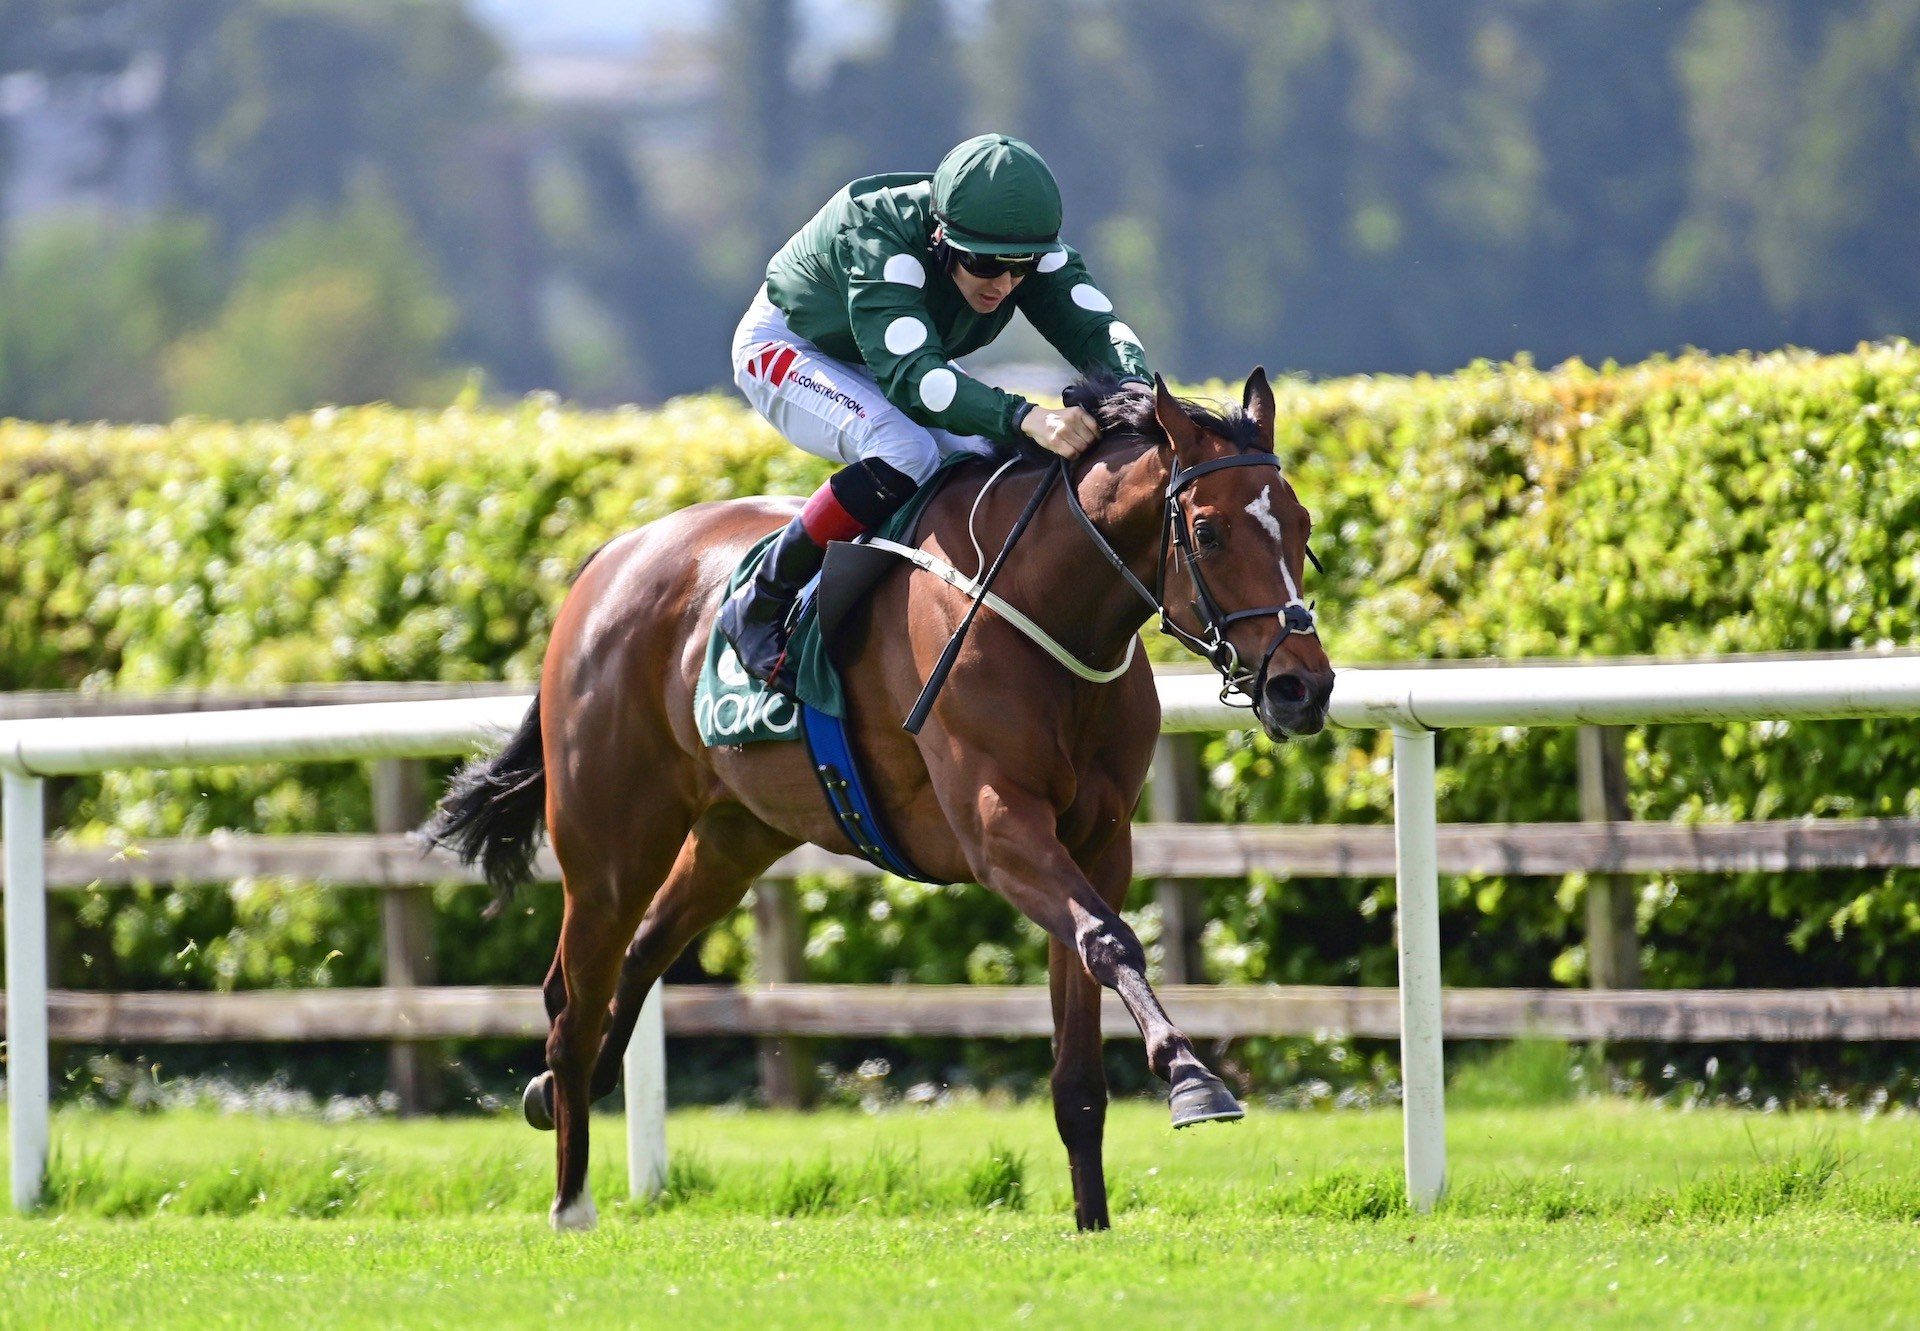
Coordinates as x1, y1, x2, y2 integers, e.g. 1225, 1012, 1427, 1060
764, 172, 1149, 444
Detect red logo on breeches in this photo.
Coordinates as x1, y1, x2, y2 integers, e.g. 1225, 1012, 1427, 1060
747, 342, 798, 387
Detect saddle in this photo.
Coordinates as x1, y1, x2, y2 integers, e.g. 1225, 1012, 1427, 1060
694, 456, 975, 882
699, 449, 1142, 881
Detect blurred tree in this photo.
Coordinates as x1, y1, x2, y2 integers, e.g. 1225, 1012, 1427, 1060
1105, 0, 1264, 375
1654, 0, 1802, 338
1762, 0, 1920, 345
165, 193, 453, 419
873, 0, 964, 169
714, 0, 800, 277
11, 0, 1920, 412
0, 214, 219, 421
167, 3, 489, 238
169, 0, 551, 390
539, 123, 727, 403
1508, 0, 1690, 365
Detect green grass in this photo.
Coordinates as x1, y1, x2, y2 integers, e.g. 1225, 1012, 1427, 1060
7, 1100, 1920, 1328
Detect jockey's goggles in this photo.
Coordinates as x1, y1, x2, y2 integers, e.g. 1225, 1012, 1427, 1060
951, 248, 1039, 279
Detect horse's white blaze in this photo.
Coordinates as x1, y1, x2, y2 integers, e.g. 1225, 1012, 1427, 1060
552, 1186, 598, 1232
1246, 485, 1285, 543
1247, 485, 1307, 609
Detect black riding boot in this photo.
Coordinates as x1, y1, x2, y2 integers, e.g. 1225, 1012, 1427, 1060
717, 514, 825, 693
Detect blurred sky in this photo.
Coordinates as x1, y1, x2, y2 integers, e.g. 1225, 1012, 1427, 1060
471, 0, 894, 56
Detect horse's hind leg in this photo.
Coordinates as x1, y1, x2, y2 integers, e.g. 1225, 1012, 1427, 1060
584, 804, 796, 1105
545, 821, 690, 1231
520, 951, 568, 1130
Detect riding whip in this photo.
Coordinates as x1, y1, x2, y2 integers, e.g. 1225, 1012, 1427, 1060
902, 450, 1066, 735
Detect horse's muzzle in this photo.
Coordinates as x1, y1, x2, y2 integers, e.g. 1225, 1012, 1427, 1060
1256, 667, 1333, 739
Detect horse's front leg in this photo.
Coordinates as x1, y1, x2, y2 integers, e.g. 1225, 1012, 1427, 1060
971, 784, 1243, 1130
1048, 932, 1109, 1230
1047, 819, 1147, 1231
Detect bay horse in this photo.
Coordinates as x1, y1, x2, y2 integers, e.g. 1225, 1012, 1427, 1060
427, 371, 1333, 1231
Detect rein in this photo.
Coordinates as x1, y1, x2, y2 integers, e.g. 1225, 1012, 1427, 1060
895, 420, 1323, 727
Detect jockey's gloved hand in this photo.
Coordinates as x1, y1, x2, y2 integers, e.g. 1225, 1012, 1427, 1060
1019, 402, 1100, 461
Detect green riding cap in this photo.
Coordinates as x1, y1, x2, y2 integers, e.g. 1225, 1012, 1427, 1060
931, 133, 1066, 256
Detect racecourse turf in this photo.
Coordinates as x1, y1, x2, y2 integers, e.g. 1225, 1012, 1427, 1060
7, 1098, 1920, 1328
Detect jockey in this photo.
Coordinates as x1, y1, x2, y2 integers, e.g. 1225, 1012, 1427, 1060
720, 131, 1153, 690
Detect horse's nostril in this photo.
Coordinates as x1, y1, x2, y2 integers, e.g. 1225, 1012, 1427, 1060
1272, 674, 1308, 704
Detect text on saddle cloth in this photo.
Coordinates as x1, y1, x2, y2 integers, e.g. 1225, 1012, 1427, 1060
694, 459, 964, 748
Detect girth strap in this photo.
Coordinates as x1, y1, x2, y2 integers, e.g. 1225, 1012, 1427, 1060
799, 702, 945, 883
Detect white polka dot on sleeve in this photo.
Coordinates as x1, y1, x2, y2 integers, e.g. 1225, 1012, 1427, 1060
919, 367, 958, 412
884, 316, 929, 355
882, 253, 926, 288
1070, 283, 1113, 313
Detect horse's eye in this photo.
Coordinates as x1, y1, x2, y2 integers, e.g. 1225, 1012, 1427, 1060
1194, 520, 1223, 551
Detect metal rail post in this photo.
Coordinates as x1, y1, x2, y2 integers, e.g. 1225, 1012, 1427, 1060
4, 772, 48, 1213
623, 979, 668, 1200
1392, 726, 1446, 1212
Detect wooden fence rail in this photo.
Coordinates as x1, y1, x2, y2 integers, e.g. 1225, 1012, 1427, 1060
11, 983, 1920, 1044
9, 674, 1920, 1122
11, 816, 1920, 889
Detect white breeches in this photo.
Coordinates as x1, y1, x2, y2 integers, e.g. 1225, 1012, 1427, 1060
730, 286, 994, 483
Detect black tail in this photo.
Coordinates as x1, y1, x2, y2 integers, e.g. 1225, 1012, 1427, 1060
424, 691, 548, 910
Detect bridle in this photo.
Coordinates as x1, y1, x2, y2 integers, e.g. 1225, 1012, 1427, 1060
1059, 449, 1322, 709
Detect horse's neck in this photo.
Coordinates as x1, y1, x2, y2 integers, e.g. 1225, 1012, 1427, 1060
1027, 436, 1169, 664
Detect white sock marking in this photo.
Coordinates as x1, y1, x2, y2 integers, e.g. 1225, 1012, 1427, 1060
551, 1185, 598, 1232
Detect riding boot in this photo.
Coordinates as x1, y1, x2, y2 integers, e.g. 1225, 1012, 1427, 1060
717, 514, 825, 693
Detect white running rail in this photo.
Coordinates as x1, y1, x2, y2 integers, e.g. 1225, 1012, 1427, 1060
8, 656, 1920, 1214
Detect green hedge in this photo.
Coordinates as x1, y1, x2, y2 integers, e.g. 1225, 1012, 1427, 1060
3, 344, 1917, 1013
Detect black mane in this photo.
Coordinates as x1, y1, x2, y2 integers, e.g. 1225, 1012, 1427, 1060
1069, 371, 1261, 452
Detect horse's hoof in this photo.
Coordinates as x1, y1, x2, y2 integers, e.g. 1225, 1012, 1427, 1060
523, 1072, 555, 1131
1169, 1071, 1245, 1128
550, 1187, 597, 1232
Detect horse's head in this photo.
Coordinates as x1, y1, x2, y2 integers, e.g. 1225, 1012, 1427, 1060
1147, 369, 1334, 739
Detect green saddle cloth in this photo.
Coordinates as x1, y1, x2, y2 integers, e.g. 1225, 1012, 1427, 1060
694, 455, 969, 747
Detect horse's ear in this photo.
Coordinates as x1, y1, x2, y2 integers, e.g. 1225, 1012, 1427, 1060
1242, 366, 1276, 452
1152, 373, 1202, 460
